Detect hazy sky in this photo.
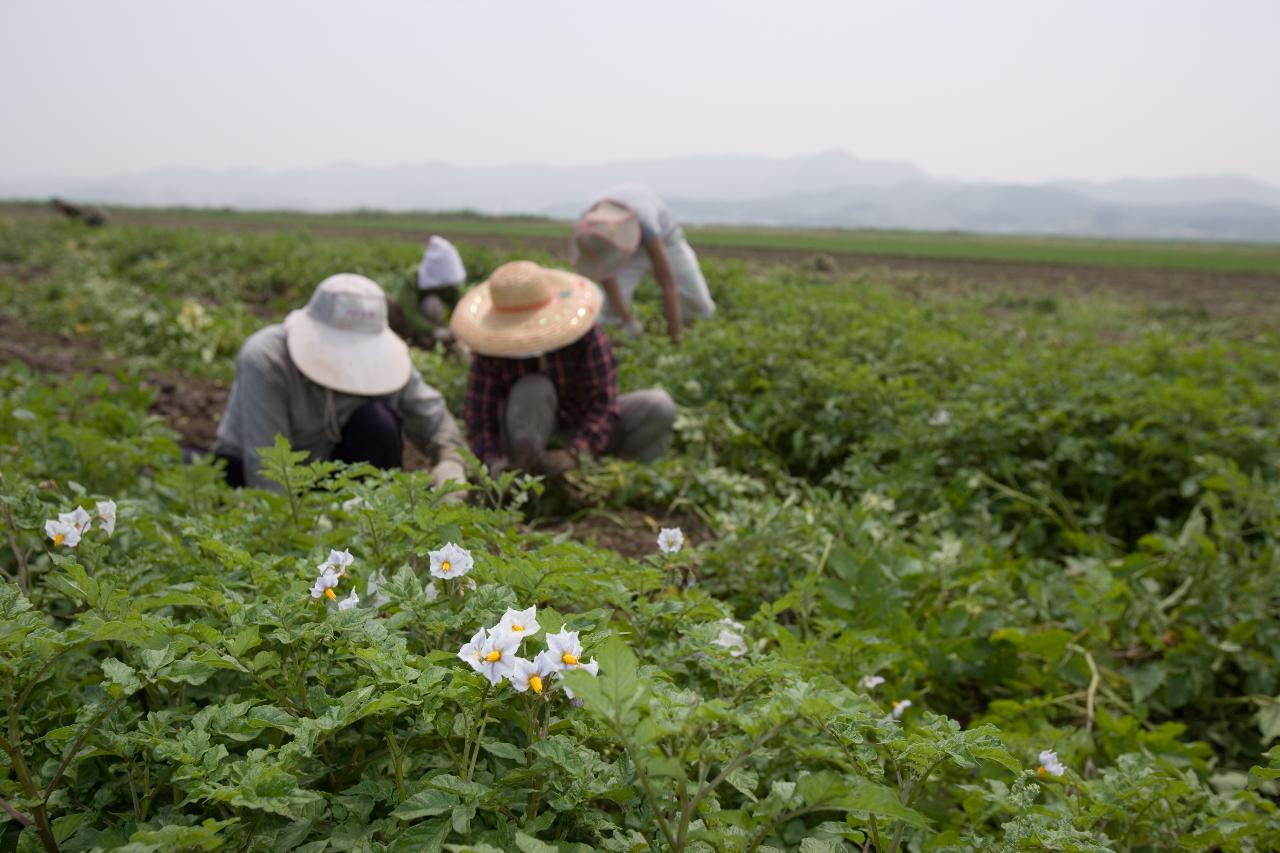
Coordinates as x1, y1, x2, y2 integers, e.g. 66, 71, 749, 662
3, 0, 1278, 185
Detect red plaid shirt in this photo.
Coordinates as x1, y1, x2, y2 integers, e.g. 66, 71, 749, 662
464, 324, 620, 464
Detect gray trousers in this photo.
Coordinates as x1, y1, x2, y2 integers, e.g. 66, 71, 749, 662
503, 373, 676, 463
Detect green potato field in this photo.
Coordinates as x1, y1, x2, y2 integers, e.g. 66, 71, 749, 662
2, 210, 1280, 851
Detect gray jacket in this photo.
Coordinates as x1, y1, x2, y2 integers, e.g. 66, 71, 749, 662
213, 324, 466, 490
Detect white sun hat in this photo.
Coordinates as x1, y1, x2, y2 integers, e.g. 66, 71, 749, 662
450, 261, 603, 358
417, 235, 467, 292
284, 274, 412, 396
569, 200, 642, 281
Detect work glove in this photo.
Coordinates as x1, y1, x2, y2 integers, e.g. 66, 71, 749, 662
537, 449, 579, 478
430, 458, 468, 505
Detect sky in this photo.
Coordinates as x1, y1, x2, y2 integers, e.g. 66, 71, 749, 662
2, 0, 1278, 186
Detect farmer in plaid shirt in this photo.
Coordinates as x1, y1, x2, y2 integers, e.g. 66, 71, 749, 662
451, 261, 676, 478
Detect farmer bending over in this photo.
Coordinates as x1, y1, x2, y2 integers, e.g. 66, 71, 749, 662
386, 235, 467, 352
213, 273, 467, 494
450, 260, 676, 478
570, 183, 715, 344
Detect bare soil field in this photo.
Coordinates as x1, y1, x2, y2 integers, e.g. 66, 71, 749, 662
532, 506, 713, 560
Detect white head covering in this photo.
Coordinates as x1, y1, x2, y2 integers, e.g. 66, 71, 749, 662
417, 236, 467, 292
284, 274, 412, 396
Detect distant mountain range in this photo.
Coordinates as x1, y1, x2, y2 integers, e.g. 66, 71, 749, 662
5, 150, 1280, 242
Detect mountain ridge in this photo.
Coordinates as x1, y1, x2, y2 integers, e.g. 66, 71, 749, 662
4, 151, 1278, 242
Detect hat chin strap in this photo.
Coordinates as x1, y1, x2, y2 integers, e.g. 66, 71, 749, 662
492, 296, 553, 314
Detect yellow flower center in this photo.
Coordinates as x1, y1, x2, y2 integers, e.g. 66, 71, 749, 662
441, 561, 451, 574
54, 533, 65, 546
324, 588, 337, 601
484, 650, 502, 662
530, 675, 543, 694
511, 623, 523, 632
562, 653, 578, 666
1037, 766, 1047, 777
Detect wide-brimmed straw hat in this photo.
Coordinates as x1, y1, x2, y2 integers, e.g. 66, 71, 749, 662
569, 200, 642, 281
450, 261, 603, 358
284, 274, 412, 395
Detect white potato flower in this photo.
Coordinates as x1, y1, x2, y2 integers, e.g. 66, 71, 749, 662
310, 568, 341, 601
891, 699, 912, 720
477, 627, 521, 686
64, 506, 92, 534
424, 581, 440, 602
497, 605, 540, 641
545, 628, 587, 671
558, 654, 600, 700
341, 496, 364, 513
510, 652, 558, 695
928, 409, 952, 427
96, 500, 117, 536
457, 628, 488, 674
657, 527, 684, 554
1038, 749, 1065, 778
337, 589, 360, 611
713, 619, 747, 657
319, 549, 354, 577
44, 517, 82, 548
543, 628, 600, 698
429, 542, 473, 580
860, 675, 886, 690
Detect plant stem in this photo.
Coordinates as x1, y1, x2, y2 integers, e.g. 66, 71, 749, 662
623, 741, 680, 851
678, 720, 788, 849
467, 712, 490, 782
43, 694, 127, 802
2, 502, 30, 594
387, 724, 407, 802
0, 794, 32, 827
869, 813, 883, 852
525, 697, 546, 821
0, 736, 59, 852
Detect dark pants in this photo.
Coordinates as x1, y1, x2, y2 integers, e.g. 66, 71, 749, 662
217, 401, 402, 487
503, 373, 676, 463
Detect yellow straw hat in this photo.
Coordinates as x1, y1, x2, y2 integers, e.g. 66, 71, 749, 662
450, 261, 603, 358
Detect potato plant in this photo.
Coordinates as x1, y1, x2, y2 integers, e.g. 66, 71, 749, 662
3, 215, 1280, 850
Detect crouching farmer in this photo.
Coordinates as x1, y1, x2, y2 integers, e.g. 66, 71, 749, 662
213, 273, 468, 494
387, 235, 468, 351
449, 260, 676, 478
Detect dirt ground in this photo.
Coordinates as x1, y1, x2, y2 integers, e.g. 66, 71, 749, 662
531, 506, 713, 559
0, 315, 229, 449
